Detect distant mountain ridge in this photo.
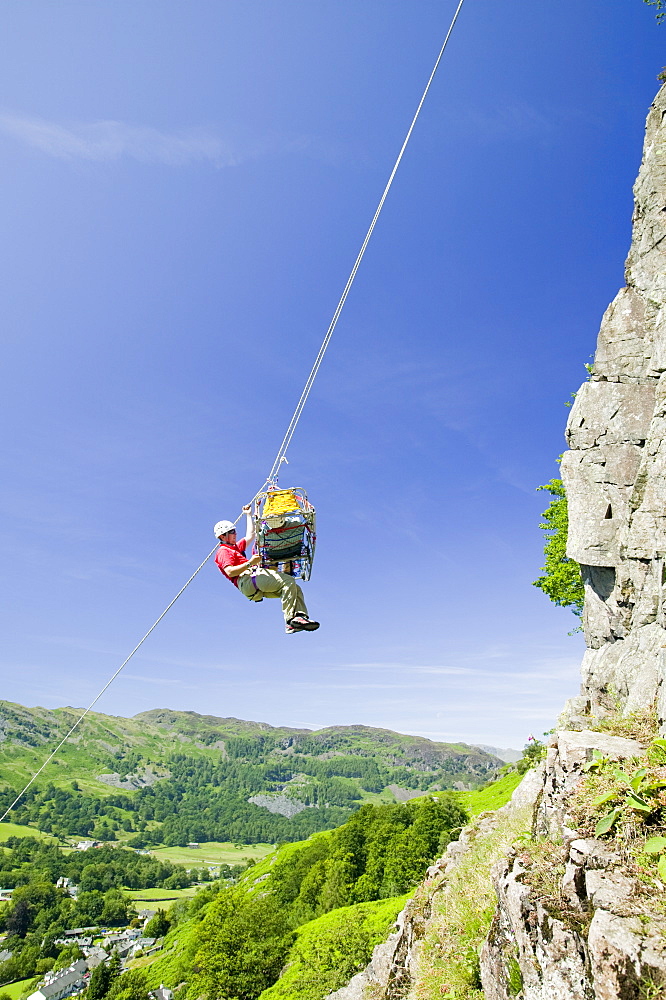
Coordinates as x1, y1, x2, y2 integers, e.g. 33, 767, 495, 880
0, 700, 503, 844
0, 700, 502, 782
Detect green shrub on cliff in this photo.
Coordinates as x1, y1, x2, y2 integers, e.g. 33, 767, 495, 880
644, 0, 666, 24
533, 478, 584, 618
269, 796, 467, 918
188, 888, 294, 1000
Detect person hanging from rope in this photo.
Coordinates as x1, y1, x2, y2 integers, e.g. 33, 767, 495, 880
214, 506, 320, 634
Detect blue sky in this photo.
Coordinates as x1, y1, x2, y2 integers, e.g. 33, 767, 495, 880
0, 1, 662, 749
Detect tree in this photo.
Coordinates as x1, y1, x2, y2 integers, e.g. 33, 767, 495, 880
105, 969, 149, 1000
144, 909, 170, 938
189, 887, 293, 1000
5, 898, 30, 938
75, 890, 105, 925
87, 962, 111, 1000
644, 0, 666, 23
533, 479, 584, 618
88, 953, 121, 1000
100, 890, 131, 927
2, 884, 64, 939
107, 952, 122, 983
318, 855, 355, 913
53, 946, 84, 971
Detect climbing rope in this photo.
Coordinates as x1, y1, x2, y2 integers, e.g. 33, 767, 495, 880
264, 0, 466, 485
0, 548, 217, 824
0, 0, 466, 825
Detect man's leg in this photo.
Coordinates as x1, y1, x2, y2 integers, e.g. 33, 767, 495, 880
251, 568, 308, 623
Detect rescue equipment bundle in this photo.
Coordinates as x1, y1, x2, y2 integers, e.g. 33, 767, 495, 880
254, 487, 316, 580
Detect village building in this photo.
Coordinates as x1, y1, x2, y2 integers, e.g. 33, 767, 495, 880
82, 946, 107, 969
151, 986, 174, 1000
54, 936, 92, 949
28, 959, 89, 1000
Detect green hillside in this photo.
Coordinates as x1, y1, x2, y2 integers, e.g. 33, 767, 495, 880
0, 701, 502, 845
143, 793, 468, 1000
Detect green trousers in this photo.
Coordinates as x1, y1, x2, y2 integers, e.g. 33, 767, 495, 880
238, 568, 308, 623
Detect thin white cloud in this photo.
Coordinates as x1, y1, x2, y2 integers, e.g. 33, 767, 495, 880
333, 658, 579, 682
122, 673, 195, 687
0, 112, 253, 166
437, 100, 563, 144
333, 662, 474, 676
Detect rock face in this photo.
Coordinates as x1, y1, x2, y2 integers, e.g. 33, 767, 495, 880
479, 730, 666, 1000
474, 88, 666, 999
320, 87, 666, 1000
560, 84, 666, 723
95, 765, 169, 789
247, 793, 310, 817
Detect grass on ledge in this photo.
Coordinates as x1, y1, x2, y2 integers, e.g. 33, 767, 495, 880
408, 804, 532, 1000
459, 771, 524, 816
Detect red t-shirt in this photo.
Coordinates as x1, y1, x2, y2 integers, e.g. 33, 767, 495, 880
215, 538, 248, 587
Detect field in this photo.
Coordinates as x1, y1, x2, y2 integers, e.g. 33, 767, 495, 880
0, 978, 39, 1000
125, 886, 199, 903
0, 822, 55, 843
148, 841, 275, 867
356, 788, 405, 806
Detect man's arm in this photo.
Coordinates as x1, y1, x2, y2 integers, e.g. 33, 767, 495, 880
225, 553, 261, 578
242, 504, 255, 546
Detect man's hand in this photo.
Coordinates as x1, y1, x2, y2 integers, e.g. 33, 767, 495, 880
225, 552, 262, 579
243, 504, 256, 546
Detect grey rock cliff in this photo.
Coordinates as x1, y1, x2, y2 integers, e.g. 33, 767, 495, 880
322, 86, 666, 1000
476, 86, 666, 1000
479, 730, 666, 1000
561, 84, 666, 722
323, 768, 545, 1000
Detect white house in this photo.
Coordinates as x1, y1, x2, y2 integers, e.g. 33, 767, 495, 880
30, 960, 88, 1000
151, 987, 174, 1000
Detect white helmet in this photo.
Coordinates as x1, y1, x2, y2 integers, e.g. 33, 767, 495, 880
214, 520, 236, 538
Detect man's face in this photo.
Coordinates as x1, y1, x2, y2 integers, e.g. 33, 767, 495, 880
221, 529, 237, 544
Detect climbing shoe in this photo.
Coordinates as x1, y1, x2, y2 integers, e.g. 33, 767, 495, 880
287, 615, 320, 632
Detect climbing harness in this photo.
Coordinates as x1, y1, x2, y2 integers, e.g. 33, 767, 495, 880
254, 487, 316, 580
0, 0, 467, 825
244, 573, 263, 601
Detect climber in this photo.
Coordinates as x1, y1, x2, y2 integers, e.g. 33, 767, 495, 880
214, 506, 320, 634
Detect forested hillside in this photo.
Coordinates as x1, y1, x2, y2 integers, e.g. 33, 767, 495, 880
0, 701, 501, 845
0, 794, 469, 999
144, 794, 469, 1000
